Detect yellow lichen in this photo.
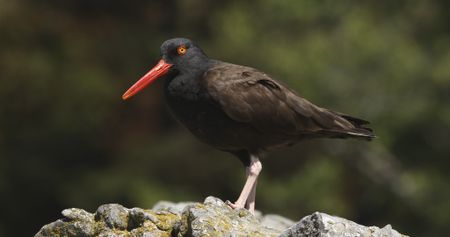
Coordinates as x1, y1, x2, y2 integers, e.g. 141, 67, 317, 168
154, 212, 179, 231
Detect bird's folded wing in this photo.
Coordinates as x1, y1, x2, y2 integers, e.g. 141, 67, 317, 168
203, 63, 358, 136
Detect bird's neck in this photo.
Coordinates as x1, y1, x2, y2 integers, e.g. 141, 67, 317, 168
163, 62, 213, 101
164, 59, 216, 100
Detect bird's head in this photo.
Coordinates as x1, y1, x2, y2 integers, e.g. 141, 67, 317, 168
122, 38, 208, 100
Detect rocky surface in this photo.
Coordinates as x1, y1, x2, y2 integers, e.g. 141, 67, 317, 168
35, 196, 408, 237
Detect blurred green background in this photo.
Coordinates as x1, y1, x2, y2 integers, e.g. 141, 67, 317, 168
1, 0, 449, 236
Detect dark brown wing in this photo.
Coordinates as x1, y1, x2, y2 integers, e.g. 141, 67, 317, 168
204, 62, 374, 140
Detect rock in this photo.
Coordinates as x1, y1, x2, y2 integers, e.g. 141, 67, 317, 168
152, 200, 196, 215
62, 208, 95, 222
35, 204, 179, 237
95, 204, 129, 230
35, 196, 408, 237
280, 212, 408, 237
178, 196, 281, 236
260, 214, 296, 233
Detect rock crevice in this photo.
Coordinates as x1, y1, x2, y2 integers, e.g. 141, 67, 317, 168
35, 196, 408, 237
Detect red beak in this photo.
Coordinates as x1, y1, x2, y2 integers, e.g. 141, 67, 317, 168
122, 59, 173, 100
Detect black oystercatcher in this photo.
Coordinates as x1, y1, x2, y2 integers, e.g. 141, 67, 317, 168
122, 38, 374, 213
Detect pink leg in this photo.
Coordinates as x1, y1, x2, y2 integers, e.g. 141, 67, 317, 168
245, 179, 257, 212
228, 154, 262, 213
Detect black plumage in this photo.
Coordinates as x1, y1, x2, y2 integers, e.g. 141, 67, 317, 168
123, 38, 374, 212
162, 45, 374, 165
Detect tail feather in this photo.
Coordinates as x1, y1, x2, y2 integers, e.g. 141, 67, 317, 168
340, 117, 375, 140
339, 113, 371, 125
345, 129, 376, 140
326, 110, 376, 141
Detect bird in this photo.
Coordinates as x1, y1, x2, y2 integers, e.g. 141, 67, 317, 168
122, 38, 374, 213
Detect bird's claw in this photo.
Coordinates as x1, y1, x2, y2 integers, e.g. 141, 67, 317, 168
225, 200, 244, 209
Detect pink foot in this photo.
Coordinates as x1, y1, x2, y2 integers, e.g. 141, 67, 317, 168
225, 200, 245, 209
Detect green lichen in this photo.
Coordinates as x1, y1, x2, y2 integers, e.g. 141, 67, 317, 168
154, 212, 179, 231
130, 224, 170, 237
105, 229, 130, 237
238, 210, 249, 218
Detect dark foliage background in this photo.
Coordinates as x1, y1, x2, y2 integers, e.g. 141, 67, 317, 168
1, 0, 449, 236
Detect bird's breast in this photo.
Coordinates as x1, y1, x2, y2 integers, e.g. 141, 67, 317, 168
165, 77, 202, 101
164, 75, 214, 127
163, 71, 298, 151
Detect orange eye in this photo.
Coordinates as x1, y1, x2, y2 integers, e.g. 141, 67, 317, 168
177, 45, 187, 55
